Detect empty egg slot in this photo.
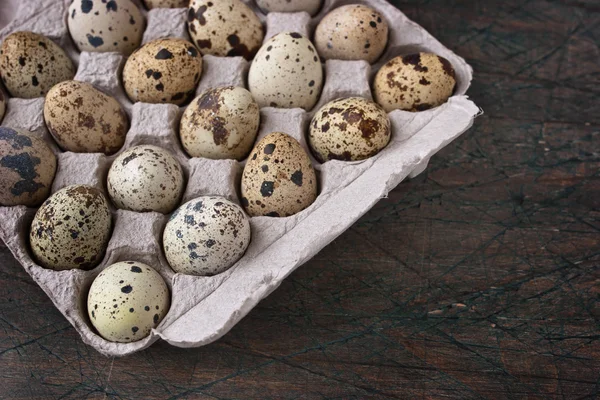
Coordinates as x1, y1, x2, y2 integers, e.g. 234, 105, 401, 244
264, 12, 312, 41
196, 55, 250, 94
182, 158, 242, 205
50, 152, 111, 194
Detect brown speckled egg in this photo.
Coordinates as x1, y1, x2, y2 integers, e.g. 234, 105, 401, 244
122, 38, 202, 105
374, 53, 456, 112
0, 127, 56, 206
107, 145, 185, 214
180, 86, 259, 160
87, 261, 170, 343
0, 87, 6, 123
143, 0, 187, 8
187, 0, 264, 60
68, 0, 145, 55
241, 132, 317, 217
163, 196, 251, 276
44, 81, 129, 155
309, 97, 390, 162
248, 32, 323, 110
315, 5, 388, 64
255, 0, 322, 16
30, 185, 112, 270
0, 32, 75, 98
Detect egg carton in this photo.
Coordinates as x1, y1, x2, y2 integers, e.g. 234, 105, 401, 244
0, 0, 479, 356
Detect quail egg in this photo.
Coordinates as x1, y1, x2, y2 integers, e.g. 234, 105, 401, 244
122, 38, 203, 105
255, 0, 322, 16
374, 53, 456, 112
107, 145, 185, 214
241, 132, 317, 217
87, 261, 170, 343
0, 127, 57, 206
309, 97, 391, 162
30, 185, 112, 270
180, 86, 260, 160
249, 32, 323, 110
0, 31, 75, 98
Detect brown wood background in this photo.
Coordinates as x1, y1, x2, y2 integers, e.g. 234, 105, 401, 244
1, 0, 599, 398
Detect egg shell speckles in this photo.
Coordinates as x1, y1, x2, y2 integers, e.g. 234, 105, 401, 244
180, 86, 260, 160
187, 0, 264, 60
29, 185, 112, 271
241, 132, 317, 217
315, 4, 388, 64
143, 0, 188, 9
87, 261, 170, 343
0, 88, 6, 123
0, 127, 57, 206
107, 145, 185, 214
309, 97, 390, 162
248, 32, 323, 111
163, 196, 251, 276
123, 38, 203, 105
68, 0, 145, 55
44, 80, 129, 155
255, 0, 322, 16
0, 31, 75, 99
374, 53, 457, 112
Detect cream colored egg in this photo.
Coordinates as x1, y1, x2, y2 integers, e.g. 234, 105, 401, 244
255, 0, 322, 16
123, 38, 203, 105
143, 0, 187, 9
163, 196, 251, 276
241, 132, 317, 217
187, 0, 264, 60
315, 4, 388, 64
0, 32, 75, 98
30, 185, 112, 270
0, 127, 56, 206
374, 53, 456, 112
107, 145, 185, 214
180, 86, 259, 160
88, 261, 170, 343
68, 0, 145, 55
44, 80, 128, 154
249, 32, 323, 110
0, 87, 6, 123
309, 97, 390, 162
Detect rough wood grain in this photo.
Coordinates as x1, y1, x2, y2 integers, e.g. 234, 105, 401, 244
1, 0, 599, 398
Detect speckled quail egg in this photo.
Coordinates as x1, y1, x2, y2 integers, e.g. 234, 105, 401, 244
107, 145, 185, 214
180, 86, 260, 160
249, 32, 323, 110
309, 97, 390, 162
255, 0, 322, 16
0, 87, 6, 123
315, 4, 388, 64
374, 53, 456, 112
68, 0, 144, 55
123, 38, 203, 105
143, 0, 188, 9
187, 0, 264, 60
0, 127, 57, 206
87, 261, 170, 343
44, 80, 128, 155
241, 132, 317, 217
30, 185, 112, 270
0, 32, 75, 98
163, 196, 251, 276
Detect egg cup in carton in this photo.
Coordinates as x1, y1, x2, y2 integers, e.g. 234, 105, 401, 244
0, 0, 479, 356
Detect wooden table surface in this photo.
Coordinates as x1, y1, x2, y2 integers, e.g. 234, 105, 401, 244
1, 1, 599, 398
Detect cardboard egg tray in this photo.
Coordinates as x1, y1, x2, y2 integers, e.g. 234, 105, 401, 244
0, 0, 479, 356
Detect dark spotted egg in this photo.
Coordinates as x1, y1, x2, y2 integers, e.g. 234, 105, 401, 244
0, 31, 75, 98
0, 127, 57, 206
122, 38, 203, 105
29, 185, 112, 270
241, 132, 317, 217
87, 261, 170, 343
309, 97, 391, 162
68, 0, 145, 55
374, 53, 456, 112
163, 196, 251, 276
187, 0, 264, 60
143, 0, 188, 9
